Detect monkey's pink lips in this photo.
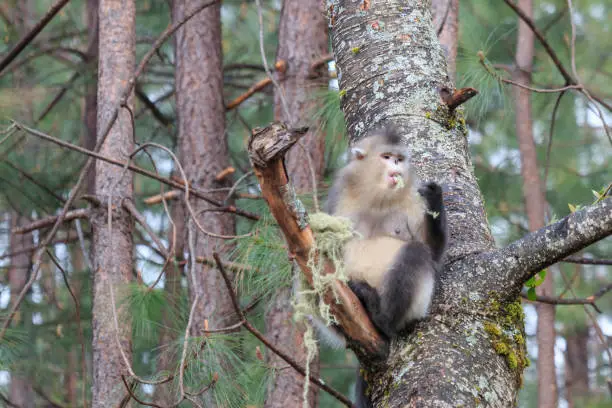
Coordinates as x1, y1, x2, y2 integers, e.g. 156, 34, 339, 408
388, 172, 404, 188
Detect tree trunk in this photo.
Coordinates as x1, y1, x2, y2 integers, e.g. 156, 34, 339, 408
264, 1, 328, 407
432, 0, 459, 82
330, 1, 524, 405
173, 0, 237, 344
90, 0, 135, 406
565, 327, 589, 408
8, 213, 34, 408
8, 2, 35, 405
511, 1, 558, 407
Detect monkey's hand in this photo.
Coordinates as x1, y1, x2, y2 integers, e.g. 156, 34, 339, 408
418, 182, 444, 213
348, 280, 381, 313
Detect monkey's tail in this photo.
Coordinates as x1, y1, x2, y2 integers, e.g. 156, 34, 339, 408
354, 366, 373, 408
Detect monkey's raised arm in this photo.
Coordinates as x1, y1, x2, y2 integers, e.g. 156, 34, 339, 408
418, 182, 447, 263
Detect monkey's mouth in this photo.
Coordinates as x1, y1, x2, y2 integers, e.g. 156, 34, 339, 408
388, 173, 405, 189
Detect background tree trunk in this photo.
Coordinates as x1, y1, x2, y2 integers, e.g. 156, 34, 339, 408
8, 213, 34, 408
7, 2, 35, 406
432, 0, 459, 82
511, 1, 559, 407
90, 0, 135, 406
264, 1, 328, 407
173, 0, 237, 336
564, 327, 589, 408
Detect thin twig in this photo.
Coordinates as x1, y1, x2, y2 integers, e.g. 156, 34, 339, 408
120, 376, 164, 408
223, 170, 253, 203
36, 71, 81, 123
566, 0, 611, 145
212, 253, 353, 407
12, 122, 260, 221
543, 91, 566, 192
254, 0, 293, 124
562, 256, 612, 266
74, 219, 93, 271
225, 77, 272, 110
0, 0, 72, 74
129, 142, 252, 239
46, 249, 88, 408
11, 209, 89, 234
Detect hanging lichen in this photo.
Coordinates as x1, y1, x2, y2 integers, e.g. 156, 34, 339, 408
292, 212, 357, 408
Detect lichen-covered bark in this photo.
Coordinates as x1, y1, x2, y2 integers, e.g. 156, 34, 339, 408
265, 1, 329, 406
511, 1, 558, 404
91, 1, 135, 406
173, 0, 237, 334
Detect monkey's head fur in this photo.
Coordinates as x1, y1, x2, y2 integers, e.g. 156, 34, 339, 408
340, 128, 418, 212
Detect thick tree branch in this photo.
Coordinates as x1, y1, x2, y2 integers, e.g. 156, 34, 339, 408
247, 122, 387, 361
476, 198, 612, 294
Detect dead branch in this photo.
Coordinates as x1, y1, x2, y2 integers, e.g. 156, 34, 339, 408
0, 0, 71, 75
225, 77, 272, 110
521, 283, 612, 313
13, 122, 260, 221
563, 256, 612, 265
214, 166, 235, 181
12, 209, 90, 234
247, 122, 387, 360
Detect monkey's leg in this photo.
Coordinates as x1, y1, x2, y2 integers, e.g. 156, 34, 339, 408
379, 242, 436, 336
347, 280, 393, 338
418, 182, 447, 262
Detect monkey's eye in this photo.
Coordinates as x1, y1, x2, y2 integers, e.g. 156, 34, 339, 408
397, 157, 404, 163
381, 154, 391, 160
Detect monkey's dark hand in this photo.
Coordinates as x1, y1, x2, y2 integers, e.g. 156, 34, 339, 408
348, 280, 380, 310
418, 182, 444, 213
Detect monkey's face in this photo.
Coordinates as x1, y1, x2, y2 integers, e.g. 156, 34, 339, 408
379, 152, 407, 190
349, 144, 410, 195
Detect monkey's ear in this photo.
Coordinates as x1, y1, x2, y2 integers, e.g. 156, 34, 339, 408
350, 147, 366, 160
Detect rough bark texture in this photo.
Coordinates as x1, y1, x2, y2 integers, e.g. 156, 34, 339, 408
91, 1, 135, 406
173, 0, 237, 334
8, 213, 34, 408
327, 1, 597, 406
265, 1, 329, 407
432, 0, 459, 82
565, 327, 590, 408
511, 1, 558, 406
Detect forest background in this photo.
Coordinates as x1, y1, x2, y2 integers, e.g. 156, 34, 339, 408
0, 0, 610, 407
